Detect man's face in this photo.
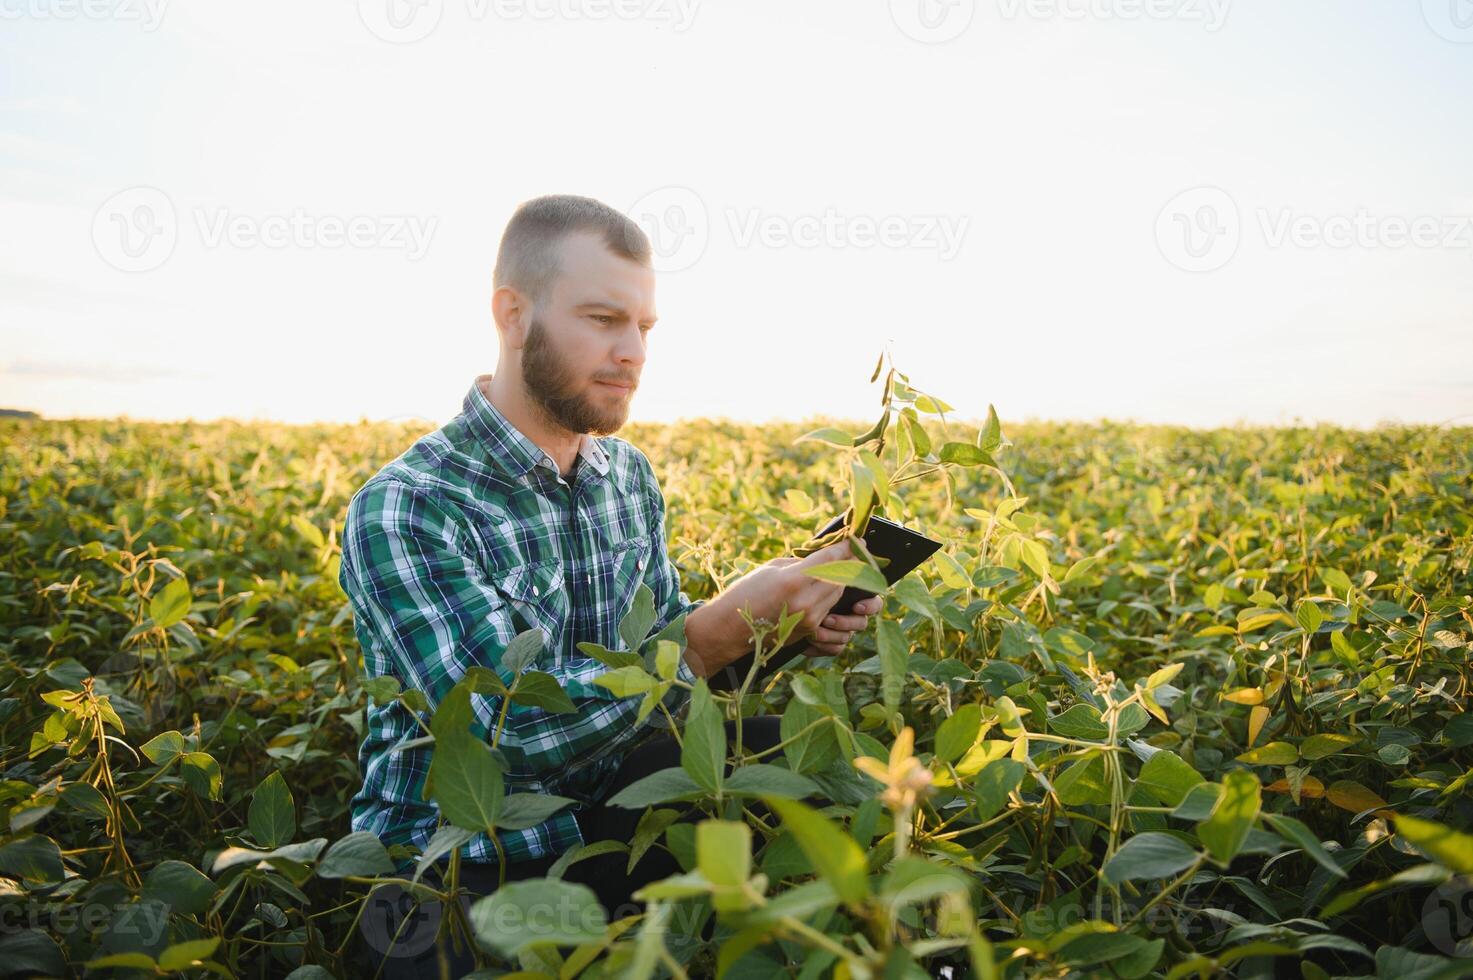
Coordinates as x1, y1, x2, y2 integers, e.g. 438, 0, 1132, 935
519, 231, 656, 437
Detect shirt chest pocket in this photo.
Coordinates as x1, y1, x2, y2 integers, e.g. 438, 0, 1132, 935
490, 560, 568, 663
603, 535, 652, 642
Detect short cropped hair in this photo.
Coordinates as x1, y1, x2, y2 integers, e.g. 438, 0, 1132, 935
493, 195, 652, 306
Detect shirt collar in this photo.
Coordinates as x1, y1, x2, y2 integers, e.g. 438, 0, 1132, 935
462, 375, 611, 482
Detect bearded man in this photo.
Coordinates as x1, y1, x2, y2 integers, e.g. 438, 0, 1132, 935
339, 194, 880, 977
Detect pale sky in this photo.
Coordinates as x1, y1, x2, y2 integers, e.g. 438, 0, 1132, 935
3, 0, 1471, 429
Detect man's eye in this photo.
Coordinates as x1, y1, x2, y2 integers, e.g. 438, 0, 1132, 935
592, 315, 614, 325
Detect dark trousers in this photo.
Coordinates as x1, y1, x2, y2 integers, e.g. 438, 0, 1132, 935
357, 716, 784, 979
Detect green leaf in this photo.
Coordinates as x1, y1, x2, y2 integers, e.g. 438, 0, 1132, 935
142, 860, 217, 915
804, 560, 888, 595
654, 640, 681, 682
1235, 742, 1299, 766
594, 666, 659, 698
362, 674, 403, 703
880, 856, 969, 909
1300, 733, 1360, 761
1103, 833, 1200, 885
501, 628, 544, 674
316, 831, 396, 878
427, 735, 504, 833
511, 671, 577, 713
1296, 600, 1324, 634
1393, 814, 1473, 874
620, 583, 657, 653
1197, 769, 1261, 862
764, 796, 870, 907
0, 835, 64, 883
1261, 814, 1347, 879
470, 880, 608, 956
607, 767, 703, 808
1135, 750, 1204, 807
681, 679, 725, 794
0, 931, 65, 978
140, 730, 186, 765
158, 937, 220, 971
576, 640, 643, 670
877, 619, 908, 712
939, 442, 995, 467
796, 427, 855, 447
497, 793, 577, 831
972, 759, 1024, 822
936, 704, 982, 765
180, 751, 223, 801
150, 577, 192, 628
725, 765, 819, 800
1048, 703, 1109, 740
248, 770, 295, 849
1055, 753, 1111, 806
697, 820, 752, 912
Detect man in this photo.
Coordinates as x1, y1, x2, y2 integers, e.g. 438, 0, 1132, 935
339, 195, 881, 975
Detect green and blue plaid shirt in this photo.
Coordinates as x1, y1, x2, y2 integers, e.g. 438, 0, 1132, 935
340, 375, 702, 867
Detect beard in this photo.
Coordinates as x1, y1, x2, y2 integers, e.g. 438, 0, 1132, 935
520, 317, 634, 437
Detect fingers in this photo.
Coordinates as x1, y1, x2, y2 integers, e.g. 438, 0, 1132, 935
811, 624, 855, 647
798, 539, 855, 566
821, 612, 870, 633
851, 595, 884, 616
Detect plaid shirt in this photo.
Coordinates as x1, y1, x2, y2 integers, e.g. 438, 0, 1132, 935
339, 375, 702, 867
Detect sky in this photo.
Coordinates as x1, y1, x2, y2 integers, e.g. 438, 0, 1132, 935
2, 0, 1471, 430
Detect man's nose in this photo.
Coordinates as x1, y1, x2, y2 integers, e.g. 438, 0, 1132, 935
613, 328, 647, 368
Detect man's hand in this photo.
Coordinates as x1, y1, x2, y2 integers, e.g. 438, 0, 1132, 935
684, 540, 886, 677
802, 593, 884, 658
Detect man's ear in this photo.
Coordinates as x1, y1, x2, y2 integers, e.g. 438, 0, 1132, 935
492, 285, 531, 349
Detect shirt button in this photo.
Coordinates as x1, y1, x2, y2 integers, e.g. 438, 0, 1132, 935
636, 559, 644, 570
532, 585, 541, 596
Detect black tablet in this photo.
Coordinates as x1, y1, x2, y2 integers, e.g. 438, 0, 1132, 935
810, 512, 943, 612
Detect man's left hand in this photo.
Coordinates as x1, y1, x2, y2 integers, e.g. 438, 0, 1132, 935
804, 595, 884, 658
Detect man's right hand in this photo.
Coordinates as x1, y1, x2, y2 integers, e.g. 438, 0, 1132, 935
684, 540, 875, 678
